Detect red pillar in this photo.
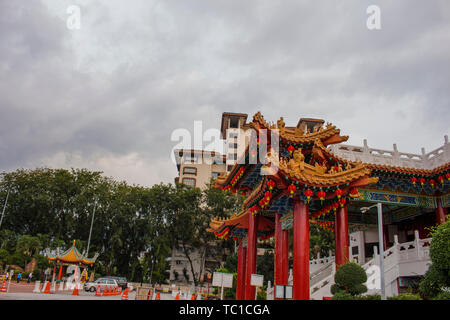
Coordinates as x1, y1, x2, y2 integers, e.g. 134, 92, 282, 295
58, 264, 63, 281
335, 204, 349, 267
52, 262, 57, 278
293, 198, 309, 300
275, 213, 289, 300
245, 213, 258, 300
436, 198, 447, 225
236, 238, 247, 300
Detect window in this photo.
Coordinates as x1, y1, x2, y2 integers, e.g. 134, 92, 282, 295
230, 118, 239, 128
228, 132, 238, 139
229, 143, 238, 149
228, 153, 237, 160
182, 178, 196, 187
184, 155, 198, 164
183, 167, 197, 175
212, 172, 221, 179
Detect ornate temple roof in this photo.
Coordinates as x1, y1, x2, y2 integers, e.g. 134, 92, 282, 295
208, 112, 379, 238
208, 112, 449, 239
46, 240, 99, 266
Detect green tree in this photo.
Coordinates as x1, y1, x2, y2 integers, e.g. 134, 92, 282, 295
15, 235, 42, 269
419, 218, 450, 299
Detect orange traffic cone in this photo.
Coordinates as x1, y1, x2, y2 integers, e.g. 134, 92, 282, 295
191, 294, 196, 300
71, 284, 79, 296
121, 288, 129, 300
103, 286, 109, 296
0, 281, 7, 293
175, 292, 180, 300
155, 291, 160, 300
95, 285, 102, 297
146, 289, 152, 300
42, 281, 52, 294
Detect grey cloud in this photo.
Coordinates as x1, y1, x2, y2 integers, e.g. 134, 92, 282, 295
0, 0, 448, 186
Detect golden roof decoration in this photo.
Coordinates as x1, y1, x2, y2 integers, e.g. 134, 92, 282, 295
278, 148, 377, 187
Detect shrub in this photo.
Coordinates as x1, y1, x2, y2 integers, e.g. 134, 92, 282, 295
433, 291, 450, 300
257, 289, 267, 300
356, 294, 381, 300
331, 291, 354, 300
387, 293, 421, 300
331, 262, 368, 296
419, 264, 447, 299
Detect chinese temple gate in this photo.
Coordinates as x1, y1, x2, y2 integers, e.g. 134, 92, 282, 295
46, 240, 98, 282
208, 112, 449, 300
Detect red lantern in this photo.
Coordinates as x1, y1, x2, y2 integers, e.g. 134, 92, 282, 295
349, 187, 359, 198
288, 184, 297, 197
419, 178, 426, 186
317, 190, 326, 201
429, 179, 435, 188
241, 191, 247, 196
304, 189, 313, 202
410, 177, 417, 185
438, 175, 444, 186
339, 198, 346, 207
264, 191, 272, 201
335, 188, 343, 199
288, 145, 295, 155
332, 202, 339, 212
446, 173, 450, 181
267, 180, 276, 190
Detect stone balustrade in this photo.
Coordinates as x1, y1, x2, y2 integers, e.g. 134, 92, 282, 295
329, 135, 449, 170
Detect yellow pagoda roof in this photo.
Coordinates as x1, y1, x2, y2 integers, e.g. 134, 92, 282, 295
46, 240, 98, 266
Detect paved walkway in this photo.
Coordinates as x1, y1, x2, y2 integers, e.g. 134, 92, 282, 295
0, 289, 176, 300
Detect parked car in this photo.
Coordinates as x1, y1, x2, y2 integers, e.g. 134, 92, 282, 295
103, 276, 129, 291
84, 277, 120, 292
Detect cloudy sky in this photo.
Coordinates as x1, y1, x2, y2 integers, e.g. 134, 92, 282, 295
1, 0, 449, 187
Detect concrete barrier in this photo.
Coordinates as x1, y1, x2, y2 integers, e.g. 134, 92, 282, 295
32, 281, 41, 293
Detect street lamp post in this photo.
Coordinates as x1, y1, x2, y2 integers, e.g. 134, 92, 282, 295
86, 198, 98, 256
0, 190, 10, 230
361, 203, 386, 300
376, 203, 386, 300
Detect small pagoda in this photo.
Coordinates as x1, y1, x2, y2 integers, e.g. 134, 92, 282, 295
46, 240, 99, 281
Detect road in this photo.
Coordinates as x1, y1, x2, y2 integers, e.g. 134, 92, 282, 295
0, 282, 175, 300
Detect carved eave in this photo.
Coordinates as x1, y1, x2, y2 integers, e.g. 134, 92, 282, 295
208, 209, 274, 233
313, 139, 363, 167
277, 160, 375, 188
251, 112, 349, 146
368, 162, 450, 176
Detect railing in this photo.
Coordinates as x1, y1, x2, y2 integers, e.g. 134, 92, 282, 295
309, 230, 432, 299
329, 135, 449, 170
